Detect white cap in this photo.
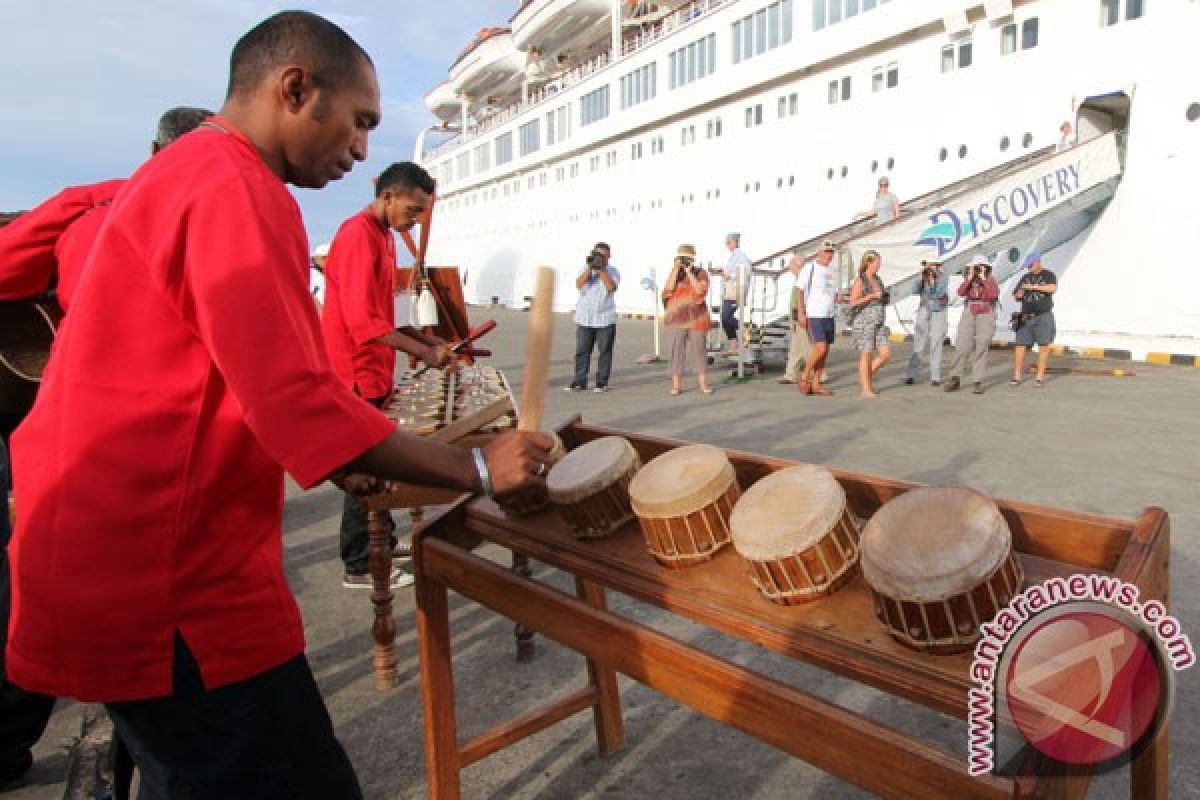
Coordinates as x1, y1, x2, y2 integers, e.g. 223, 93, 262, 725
313, 242, 331, 258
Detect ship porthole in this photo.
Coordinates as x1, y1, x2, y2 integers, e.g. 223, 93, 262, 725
1022, 132, 1033, 148
1187, 103, 1200, 122
938, 147, 948, 162
1000, 136, 1010, 151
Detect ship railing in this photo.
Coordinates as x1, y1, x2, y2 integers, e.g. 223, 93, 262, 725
622, 0, 728, 57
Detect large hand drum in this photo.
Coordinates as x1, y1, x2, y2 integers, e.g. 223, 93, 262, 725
861, 487, 1024, 654
730, 465, 861, 606
628, 444, 739, 569
547, 436, 640, 539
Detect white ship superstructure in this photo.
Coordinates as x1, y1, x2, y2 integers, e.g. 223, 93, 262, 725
416, 1, 1200, 357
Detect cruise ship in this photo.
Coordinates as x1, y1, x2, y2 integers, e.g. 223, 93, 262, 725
415, 0, 1200, 359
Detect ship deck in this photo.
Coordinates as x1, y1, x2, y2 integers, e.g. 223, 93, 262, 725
16, 306, 1199, 799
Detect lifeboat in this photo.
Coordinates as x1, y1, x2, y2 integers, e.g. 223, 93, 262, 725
511, 0, 612, 59
449, 28, 525, 100
424, 81, 461, 123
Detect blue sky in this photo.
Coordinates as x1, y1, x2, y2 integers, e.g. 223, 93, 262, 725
0, 0, 500, 248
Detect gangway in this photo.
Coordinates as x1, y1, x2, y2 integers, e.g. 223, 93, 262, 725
736, 94, 1129, 372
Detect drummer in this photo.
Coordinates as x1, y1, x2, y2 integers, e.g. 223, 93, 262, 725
5, 12, 552, 798
320, 161, 456, 590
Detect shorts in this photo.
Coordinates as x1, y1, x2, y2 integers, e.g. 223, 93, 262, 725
852, 321, 891, 353
806, 317, 836, 345
1015, 312, 1055, 346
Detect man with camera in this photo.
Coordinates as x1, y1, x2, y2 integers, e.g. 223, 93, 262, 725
1010, 251, 1058, 388
945, 255, 1000, 394
905, 257, 950, 386
567, 242, 619, 392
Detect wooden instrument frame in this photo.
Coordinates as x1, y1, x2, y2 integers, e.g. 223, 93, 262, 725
412, 417, 1171, 799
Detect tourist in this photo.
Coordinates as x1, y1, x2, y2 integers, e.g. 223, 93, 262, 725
1011, 252, 1058, 387
567, 242, 620, 392
945, 255, 1000, 394
662, 244, 713, 395
847, 249, 892, 398
905, 257, 949, 386
794, 241, 840, 396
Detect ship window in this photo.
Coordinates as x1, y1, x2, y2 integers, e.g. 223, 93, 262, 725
519, 120, 540, 156
1008, 247, 1020, 264
871, 159, 878, 172
754, 181, 761, 191
1021, 18, 1038, 49
841, 76, 852, 101
789, 176, 795, 186
840, 166, 847, 178
777, 177, 784, 188
886, 157, 894, 170
735, 1, 793, 62
939, 147, 948, 162
941, 46, 955, 73
1001, 23, 1017, 55
959, 145, 968, 159
1100, 0, 1119, 26
1022, 132, 1033, 148
812, 0, 826, 29
872, 67, 884, 93
828, 80, 839, 104
580, 86, 610, 126
1188, 103, 1200, 122
619, 63, 657, 110
778, 97, 787, 117
863, 0, 876, 8
959, 41, 973, 68
1000, 135, 1010, 151
846, 0, 859, 17
672, 34, 717, 86
789, 93, 798, 114
827, 168, 834, 180
830, 0, 842, 25
1126, 0, 1143, 20
495, 133, 513, 166
887, 62, 899, 88
456, 153, 470, 180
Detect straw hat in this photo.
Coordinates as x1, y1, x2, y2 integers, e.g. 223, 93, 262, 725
676, 244, 697, 259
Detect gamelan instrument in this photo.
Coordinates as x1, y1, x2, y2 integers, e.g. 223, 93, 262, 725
628, 443, 739, 568
860, 486, 1024, 654
730, 464, 861, 606
546, 436, 640, 539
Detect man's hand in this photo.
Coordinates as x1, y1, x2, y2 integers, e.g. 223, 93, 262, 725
482, 431, 559, 495
331, 472, 382, 510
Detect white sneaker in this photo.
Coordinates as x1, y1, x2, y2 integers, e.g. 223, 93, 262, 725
343, 567, 414, 590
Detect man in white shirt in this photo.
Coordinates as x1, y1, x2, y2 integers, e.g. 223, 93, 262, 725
567, 242, 620, 392
712, 233, 752, 356
793, 240, 841, 396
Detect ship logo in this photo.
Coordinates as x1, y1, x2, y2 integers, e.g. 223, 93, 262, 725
916, 211, 976, 257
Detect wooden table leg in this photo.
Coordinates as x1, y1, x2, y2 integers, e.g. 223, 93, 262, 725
512, 552, 536, 662
368, 507, 397, 690
575, 576, 624, 755
416, 562, 462, 799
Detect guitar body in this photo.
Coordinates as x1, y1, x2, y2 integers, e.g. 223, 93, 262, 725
0, 300, 63, 414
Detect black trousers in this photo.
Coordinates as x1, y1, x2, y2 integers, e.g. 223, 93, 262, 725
337, 395, 394, 575
720, 299, 739, 341
0, 437, 55, 786
106, 636, 362, 800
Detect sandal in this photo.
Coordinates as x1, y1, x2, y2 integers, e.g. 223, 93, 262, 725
700, 386, 714, 395
1034, 379, 1044, 388
1009, 378, 1021, 386
670, 387, 681, 396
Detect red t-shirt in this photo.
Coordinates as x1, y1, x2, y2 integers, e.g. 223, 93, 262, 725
54, 203, 109, 311
320, 209, 397, 399
0, 179, 125, 305
6, 118, 395, 702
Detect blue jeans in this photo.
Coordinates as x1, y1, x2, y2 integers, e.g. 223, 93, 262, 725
720, 300, 739, 341
573, 324, 616, 388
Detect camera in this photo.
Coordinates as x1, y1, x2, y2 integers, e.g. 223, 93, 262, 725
586, 251, 604, 269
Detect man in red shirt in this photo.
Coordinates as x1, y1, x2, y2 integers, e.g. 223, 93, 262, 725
0, 105, 210, 790
6, 12, 551, 799
0, 107, 211, 312
322, 161, 452, 589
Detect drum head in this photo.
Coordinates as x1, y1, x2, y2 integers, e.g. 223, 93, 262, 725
628, 444, 735, 519
547, 436, 639, 504
861, 487, 1011, 603
730, 465, 846, 561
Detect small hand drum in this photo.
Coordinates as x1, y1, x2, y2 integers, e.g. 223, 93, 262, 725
730, 464, 860, 606
861, 487, 1024, 654
547, 437, 641, 539
628, 444, 739, 569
